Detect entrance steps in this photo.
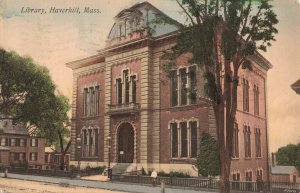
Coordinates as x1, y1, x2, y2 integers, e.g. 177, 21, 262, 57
111, 163, 137, 175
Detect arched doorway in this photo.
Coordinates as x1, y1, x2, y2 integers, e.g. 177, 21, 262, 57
117, 122, 134, 163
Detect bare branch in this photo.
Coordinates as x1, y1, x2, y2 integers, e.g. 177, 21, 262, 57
175, 0, 196, 25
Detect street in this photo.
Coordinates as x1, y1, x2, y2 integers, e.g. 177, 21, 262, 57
0, 173, 213, 193
0, 178, 123, 193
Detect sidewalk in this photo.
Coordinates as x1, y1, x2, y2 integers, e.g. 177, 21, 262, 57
0, 173, 214, 193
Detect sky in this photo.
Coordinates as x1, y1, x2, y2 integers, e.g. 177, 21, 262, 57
0, 0, 299, 152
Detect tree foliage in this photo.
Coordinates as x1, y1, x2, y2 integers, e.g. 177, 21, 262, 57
154, 0, 278, 192
197, 133, 220, 177
275, 144, 300, 173
0, 49, 70, 169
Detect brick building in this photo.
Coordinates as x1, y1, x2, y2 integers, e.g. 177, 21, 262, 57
0, 118, 45, 168
67, 1, 272, 181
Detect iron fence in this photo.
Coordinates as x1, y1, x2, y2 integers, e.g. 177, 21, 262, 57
0, 166, 102, 178
111, 174, 300, 193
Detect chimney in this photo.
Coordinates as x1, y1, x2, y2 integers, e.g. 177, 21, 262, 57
271, 153, 276, 167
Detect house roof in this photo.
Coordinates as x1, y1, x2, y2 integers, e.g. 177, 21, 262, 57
291, 79, 300, 94
0, 118, 29, 136
272, 166, 296, 175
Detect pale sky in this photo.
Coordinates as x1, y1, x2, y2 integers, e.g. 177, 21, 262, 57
0, 0, 299, 152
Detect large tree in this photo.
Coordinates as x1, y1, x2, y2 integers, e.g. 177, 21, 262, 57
275, 144, 300, 173
157, 0, 278, 192
0, 49, 71, 170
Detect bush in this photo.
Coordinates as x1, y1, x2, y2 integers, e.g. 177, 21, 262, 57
197, 133, 220, 177
158, 171, 191, 178
85, 165, 106, 174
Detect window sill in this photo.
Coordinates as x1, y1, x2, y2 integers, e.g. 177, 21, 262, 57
244, 157, 252, 160
170, 104, 199, 110
170, 158, 197, 164
231, 157, 240, 160
256, 157, 262, 159
81, 115, 100, 119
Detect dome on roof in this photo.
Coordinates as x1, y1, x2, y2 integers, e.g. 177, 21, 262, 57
106, 1, 181, 47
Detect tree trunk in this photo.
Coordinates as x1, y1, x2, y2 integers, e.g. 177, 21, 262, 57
57, 130, 71, 170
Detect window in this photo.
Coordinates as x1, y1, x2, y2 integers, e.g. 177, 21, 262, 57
255, 128, 262, 158
31, 139, 38, 147
256, 169, 263, 180
132, 75, 137, 103
10, 138, 16, 147
189, 66, 197, 104
180, 69, 188, 105
82, 128, 99, 157
30, 152, 38, 161
170, 66, 197, 107
232, 172, 241, 190
83, 86, 100, 117
170, 71, 178, 106
115, 69, 137, 105
116, 78, 122, 104
19, 153, 26, 161
83, 130, 87, 145
171, 120, 198, 159
233, 172, 241, 181
232, 123, 239, 158
246, 171, 253, 181
10, 153, 19, 161
45, 154, 49, 163
244, 125, 251, 158
254, 85, 259, 115
190, 121, 198, 158
124, 70, 130, 104
243, 78, 250, 112
171, 123, 178, 157
180, 122, 188, 157
0, 138, 7, 146
20, 139, 26, 147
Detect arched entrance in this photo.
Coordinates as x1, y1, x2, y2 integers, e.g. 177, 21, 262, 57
117, 122, 134, 163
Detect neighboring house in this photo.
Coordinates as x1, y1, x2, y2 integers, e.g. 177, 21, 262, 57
0, 118, 45, 169
44, 146, 70, 170
272, 166, 299, 184
66, 1, 272, 181
291, 79, 300, 95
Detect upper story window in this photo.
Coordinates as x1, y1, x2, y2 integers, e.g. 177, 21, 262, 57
10, 138, 16, 147
255, 128, 262, 158
253, 84, 259, 116
30, 139, 38, 147
83, 86, 100, 117
20, 138, 26, 147
242, 78, 250, 112
115, 69, 137, 105
244, 125, 251, 158
0, 138, 7, 146
232, 123, 239, 159
170, 66, 197, 107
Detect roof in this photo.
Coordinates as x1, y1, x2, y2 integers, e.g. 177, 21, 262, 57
272, 166, 297, 175
291, 79, 300, 94
107, 1, 181, 40
0, 118, 29, 136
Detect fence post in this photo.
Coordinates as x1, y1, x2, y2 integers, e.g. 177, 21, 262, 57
161, 179, 165, 193
4, 168, 8, 178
